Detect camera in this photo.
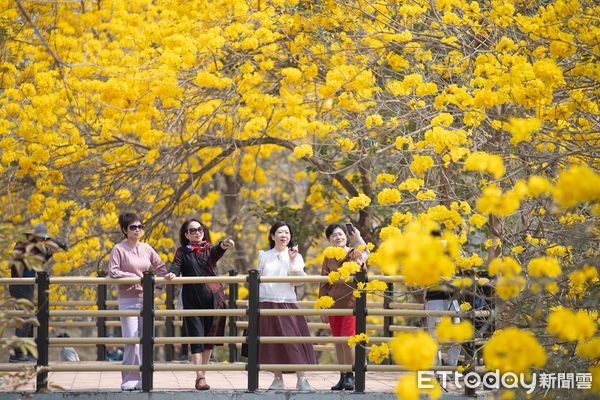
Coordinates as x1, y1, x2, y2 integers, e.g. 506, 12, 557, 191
345, 223, 354, 236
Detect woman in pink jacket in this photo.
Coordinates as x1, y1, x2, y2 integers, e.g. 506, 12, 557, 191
109, 212, 175, 391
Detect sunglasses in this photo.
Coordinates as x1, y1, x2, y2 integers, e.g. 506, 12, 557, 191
188, 227, 203, 234
128, 224, 145, 231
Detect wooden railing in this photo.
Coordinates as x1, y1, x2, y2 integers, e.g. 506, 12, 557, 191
0, 271, 491, 395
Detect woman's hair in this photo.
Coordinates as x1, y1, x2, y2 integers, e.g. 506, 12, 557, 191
325, 223, 350, 246
268, 221, 292, 249
118, 212, 142, 237
179, 219, 211, 247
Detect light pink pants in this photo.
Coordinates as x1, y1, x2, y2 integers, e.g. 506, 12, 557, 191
119, 297, 142, 386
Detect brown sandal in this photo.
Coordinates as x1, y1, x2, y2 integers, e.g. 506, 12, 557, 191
195, 377, 210, 390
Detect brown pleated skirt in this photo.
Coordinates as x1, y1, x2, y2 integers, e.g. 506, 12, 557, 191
258, 301, 317, 365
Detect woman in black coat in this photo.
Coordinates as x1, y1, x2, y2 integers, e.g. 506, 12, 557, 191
171, 218, 234, 390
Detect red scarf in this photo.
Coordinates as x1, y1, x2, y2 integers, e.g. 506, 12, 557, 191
190, 241, 210, 256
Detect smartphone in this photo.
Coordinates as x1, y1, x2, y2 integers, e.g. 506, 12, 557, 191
287, 240, 296, 249
345, 223, 354, 236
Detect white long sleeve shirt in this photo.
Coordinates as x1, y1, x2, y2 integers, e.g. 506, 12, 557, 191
257, 248, 306, 303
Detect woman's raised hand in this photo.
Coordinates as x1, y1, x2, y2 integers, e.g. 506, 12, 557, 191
288, 245, 299, 262
221, 238, 235, 249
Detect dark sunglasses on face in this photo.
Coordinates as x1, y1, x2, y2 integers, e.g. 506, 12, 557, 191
188, 227, 203, 234
128, 224, 144, 231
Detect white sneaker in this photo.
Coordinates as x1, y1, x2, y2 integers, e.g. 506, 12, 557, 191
121, 380, 140, 391
296, 377, 313, 391
268, 376, 285, 390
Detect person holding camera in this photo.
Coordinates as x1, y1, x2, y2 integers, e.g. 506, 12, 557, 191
8, 223, 67, 363
257, 221, 315, 391
318, 223, 369, 391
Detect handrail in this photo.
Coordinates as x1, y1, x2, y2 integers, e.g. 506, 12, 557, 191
0, 270, 494, 396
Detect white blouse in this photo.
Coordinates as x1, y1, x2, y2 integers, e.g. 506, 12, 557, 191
257, 248, 307, 303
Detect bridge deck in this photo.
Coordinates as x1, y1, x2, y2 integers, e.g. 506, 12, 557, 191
0, 362, 402, 392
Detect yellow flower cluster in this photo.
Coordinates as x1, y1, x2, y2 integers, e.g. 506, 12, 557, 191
468, 213, 488, 228
293, 144, 313, 159
390, 332, 437, 371
410, 154, 434, 177
483, 328, 547, 374
496, 275, 526, 300
568, 265, 598, 298
391, 211, 413, 226
365, 279, 387, 292
488, 257, 521, 276
398, 178, 424, 192
547, 308, 597, 341
337, 138, 355, 151
456, 253, 484, 270
559, 213, 586, 225
347, 193, 371, 212
347, 333, 370, 347
553, 166, 600, 208
476, 183, 527, 216
323, 246, 347, 260
503, 117, 541, 147
463, 152, 505, 179
368, 343, 390, 364
376, 173, 396, 185
314, 296, 335, 309
435, 317, 474, 343
377, 188, 402, 205
527, 257, 561, 278
369, 221, 456, 285
337, 261, 361, 281
575, 337, 600, 360
395, 373, 441, 400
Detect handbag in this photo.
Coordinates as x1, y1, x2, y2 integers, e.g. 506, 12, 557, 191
206, 281, 224, 293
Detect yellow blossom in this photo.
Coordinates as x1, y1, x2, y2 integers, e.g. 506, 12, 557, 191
483, 328, 546, 374
527, 257, 561, 278
390, 332, 437, 371
435, 317, 474, 343
464, 152, 505, 179
575, 337, 600, 360
547, 308, 597, 341
468, 213, 487, 228
395, 373, 441, 400
293, 144, 313, 159
323, 246, 347, 260
488, 257, 521, 277
348, 333, 370, 347
377, 188, 402, 205
314, 296, 335, 309
347, 193, 371, 212
368, 343, 390, 364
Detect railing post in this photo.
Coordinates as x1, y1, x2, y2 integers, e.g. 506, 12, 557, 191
35, 271, 49, 392
141, 271, 155, 392
164, 283, 175, 361
383, 281, 393, 365
354, 271, 367, 393
464, 283, 476, 396
228, 269, 238, 363
246, 269, 260, 392
96, 270, 107, 361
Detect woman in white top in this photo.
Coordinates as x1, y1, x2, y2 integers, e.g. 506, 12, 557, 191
257, 221, 316, 391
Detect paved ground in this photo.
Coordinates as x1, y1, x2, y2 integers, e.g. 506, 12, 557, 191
0, 362, 402, 392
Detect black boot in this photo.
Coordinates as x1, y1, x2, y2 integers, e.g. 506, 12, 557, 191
331, 373, 345, 390
343, 372, 355, 390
